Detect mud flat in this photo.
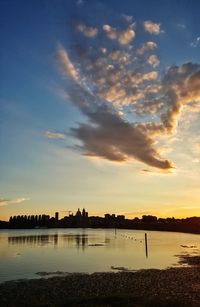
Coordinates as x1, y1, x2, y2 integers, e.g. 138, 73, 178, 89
0, 256, 200, 306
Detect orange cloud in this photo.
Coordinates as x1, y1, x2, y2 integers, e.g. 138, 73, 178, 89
0, 197, 29, 206
76, 22, 98, 37
57, 45, 78, 81
103, 24, 135, 45
118, 27, 135, 45
136, 41, 157, 55
143, 21, 161, 34
44, 131, 66, 139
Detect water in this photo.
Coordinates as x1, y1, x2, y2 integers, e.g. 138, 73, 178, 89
0, 228, 199, 282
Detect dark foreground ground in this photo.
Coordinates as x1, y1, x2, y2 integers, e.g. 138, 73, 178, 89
0, 256, 200, 307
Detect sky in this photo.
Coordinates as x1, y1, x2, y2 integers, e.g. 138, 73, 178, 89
1, 0, 200, 221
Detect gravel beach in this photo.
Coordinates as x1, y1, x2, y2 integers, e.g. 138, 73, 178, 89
0, 263, 200, 307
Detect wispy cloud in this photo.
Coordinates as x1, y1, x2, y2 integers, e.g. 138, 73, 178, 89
0, 197, 29, 207
190, 37, 200, 48
44, 131, 66, 139
57, 44, 78, 81
121, 14, 133, 23
177, 23, 186, 30
76, 0, 84, 5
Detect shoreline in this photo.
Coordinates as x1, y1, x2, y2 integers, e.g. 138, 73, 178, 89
1, 257, 200, 306
1, 226, 200, 236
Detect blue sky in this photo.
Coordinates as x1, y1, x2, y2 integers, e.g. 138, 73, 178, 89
1, 0, 200, 220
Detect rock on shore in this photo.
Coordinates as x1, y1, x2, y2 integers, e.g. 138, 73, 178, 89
0, 266, 200, 306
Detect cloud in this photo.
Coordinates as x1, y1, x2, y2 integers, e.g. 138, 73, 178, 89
74, 102, 169, 168
76, 22, 98, 37
103, 24, 117, 40
195, 143, 200, 151
58, 65, 173, 170
57, 45, 78, 81
143, 21, 161, 34
161, 63, 200, 133
118, 27, 135, 45
103, 24, 135, 45
56, 14, 200, 171
130, 62, 200, 133
108, 50, 130, 63
44, 131, 66, 139
122, 14, 133, 23
190, 37, 200, 48
136, 41, 157, 55
142, 169, 152, 173
147, 55, 160, 67
76, 0, 84, 6
72, 120, 172, 169
177, 23, 186, 30
0, 197, 29, 207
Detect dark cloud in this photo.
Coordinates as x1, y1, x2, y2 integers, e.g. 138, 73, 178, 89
63, 78, 173, 169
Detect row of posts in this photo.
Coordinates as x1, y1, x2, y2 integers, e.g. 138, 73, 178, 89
115, 228, 148, 258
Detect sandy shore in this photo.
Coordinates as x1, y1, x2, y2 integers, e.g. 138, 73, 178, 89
0, 256, 200, 306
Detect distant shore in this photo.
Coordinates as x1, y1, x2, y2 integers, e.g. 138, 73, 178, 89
1, 215, 200, 235
1, 224, 200, 236
0, 256, 200, 307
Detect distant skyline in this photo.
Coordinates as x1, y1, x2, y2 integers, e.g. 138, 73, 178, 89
1, 0, 200, 221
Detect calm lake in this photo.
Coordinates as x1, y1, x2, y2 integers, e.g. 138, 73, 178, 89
0, 228, 199, 282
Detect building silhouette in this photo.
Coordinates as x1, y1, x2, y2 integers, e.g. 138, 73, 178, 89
76, 208, 82, 217
55, 212, 59, 221
75, 208, 88, 218
5, 210, 200, 234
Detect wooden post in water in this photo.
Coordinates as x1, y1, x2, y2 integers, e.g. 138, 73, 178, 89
145, 233, 148, 258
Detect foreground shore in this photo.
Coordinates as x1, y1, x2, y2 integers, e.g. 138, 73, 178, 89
0, 261, 200, 307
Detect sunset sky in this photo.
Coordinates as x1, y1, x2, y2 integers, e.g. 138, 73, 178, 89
1, 0, 200, 220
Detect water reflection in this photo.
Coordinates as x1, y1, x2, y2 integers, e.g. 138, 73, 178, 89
1, 229, 199, 282
8, 234, 58, 246
7, 232, 148, 254
8, 233, 89, 250
61, 234, 88, 250
145, 233, 148, 258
